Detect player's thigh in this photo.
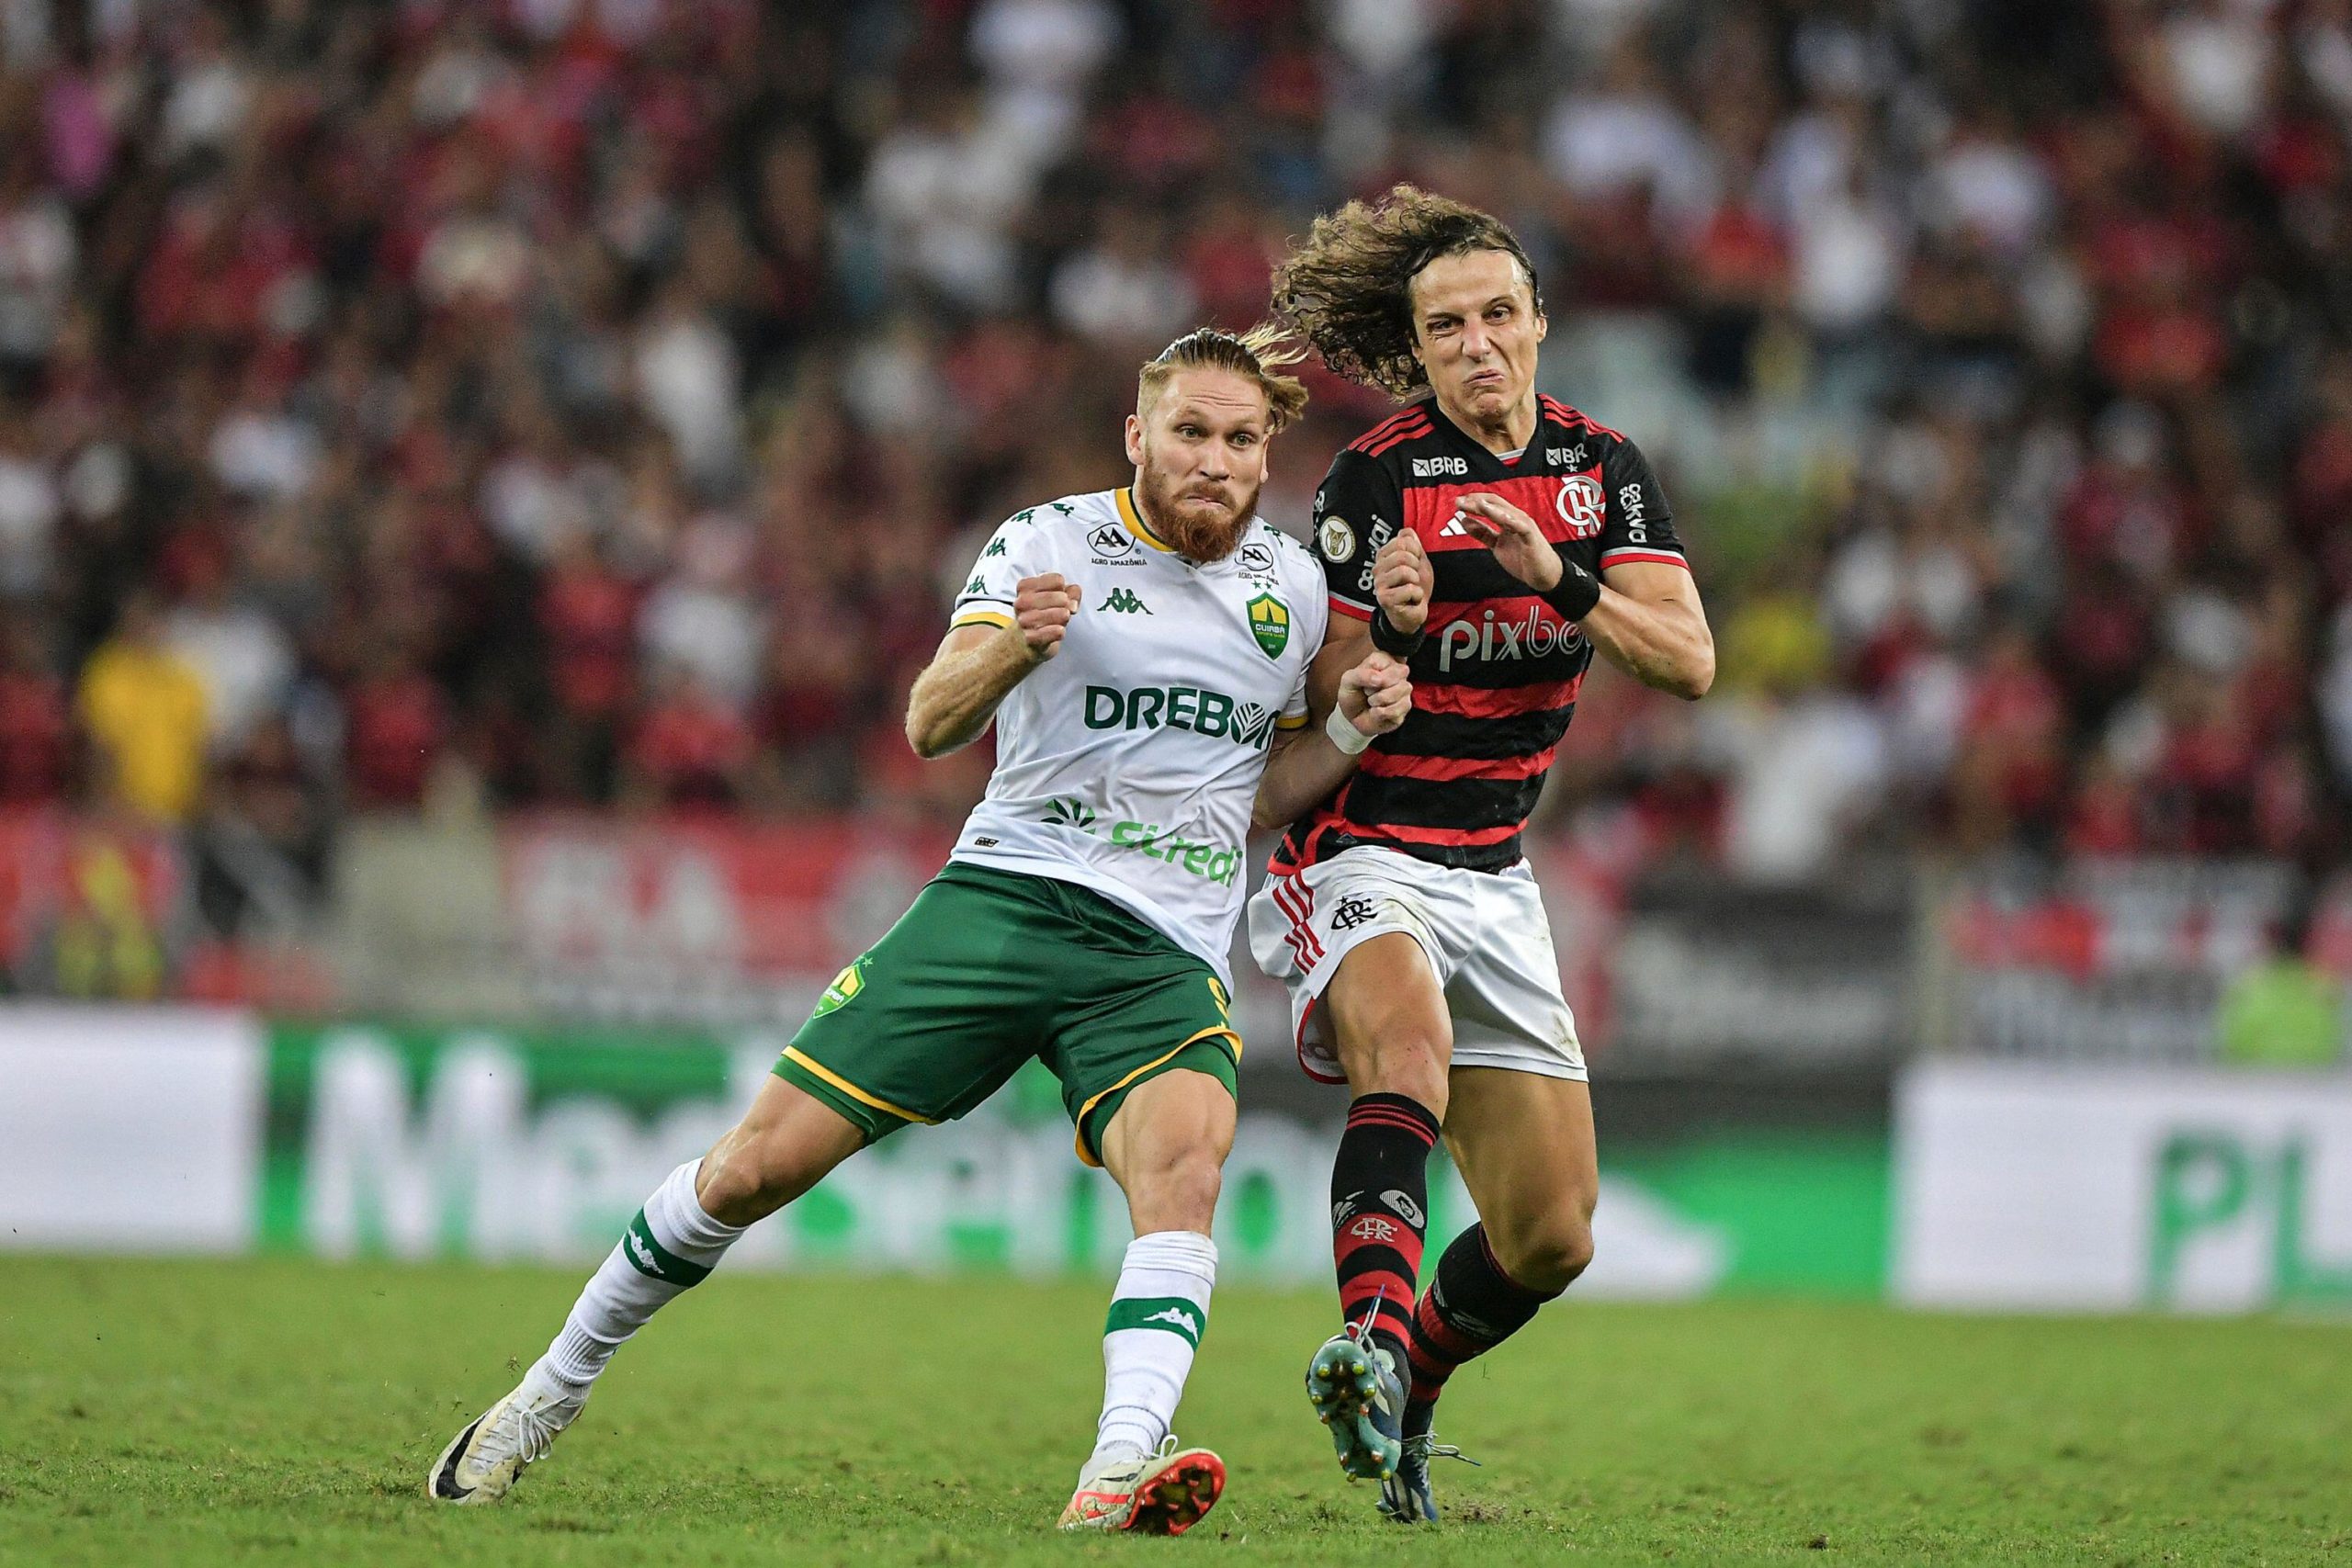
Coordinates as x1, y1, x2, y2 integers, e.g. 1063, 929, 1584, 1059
1096, 1067, 1238, 1236
1442, 1066, 1600, 1292
775, 864, 1051, 1144
1323, 931, 1454, 1108
696, 1072, 868, 1227
1042, 908, 1240, 1180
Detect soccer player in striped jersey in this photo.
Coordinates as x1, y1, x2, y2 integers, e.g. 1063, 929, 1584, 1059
1248, 186, 1716, 1521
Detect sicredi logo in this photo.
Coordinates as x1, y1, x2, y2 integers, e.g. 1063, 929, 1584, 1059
1083, 684, 1278, 749
1413, 456, 1469, 478
1436, 607, 1585, 671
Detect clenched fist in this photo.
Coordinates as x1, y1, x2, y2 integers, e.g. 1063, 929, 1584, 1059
1011, 573, 1082, 662
1337, 650, 1413, 739
1374, 528, 1434, 634
1453, 491, 1564, 593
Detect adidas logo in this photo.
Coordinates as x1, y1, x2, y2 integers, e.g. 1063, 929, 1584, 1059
1144, 1306, 1200, 1336
1439, 513, 1472, 538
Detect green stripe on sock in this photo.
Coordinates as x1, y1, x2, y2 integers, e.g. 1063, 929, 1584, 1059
1104, 1295, 1205, 1348
622, 1211, 712, 1287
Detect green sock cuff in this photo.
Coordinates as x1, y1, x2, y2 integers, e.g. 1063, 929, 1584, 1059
622, 1210, 713, 1287
1104, 1295, 1205, 1348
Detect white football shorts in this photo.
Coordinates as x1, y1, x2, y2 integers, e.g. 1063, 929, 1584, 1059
1246, 844, 1587, 1085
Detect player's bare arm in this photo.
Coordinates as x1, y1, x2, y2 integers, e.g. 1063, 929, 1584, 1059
905, 574, 1083, 757
1453, 491, 1713, 700
1254, 531, 1429, 829
1251, 651, 1411, 830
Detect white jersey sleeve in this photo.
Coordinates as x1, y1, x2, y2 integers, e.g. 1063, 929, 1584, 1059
948, 510, 1044, 631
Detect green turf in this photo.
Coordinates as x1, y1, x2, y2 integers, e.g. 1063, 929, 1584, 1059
3, 1258, 2347, 1565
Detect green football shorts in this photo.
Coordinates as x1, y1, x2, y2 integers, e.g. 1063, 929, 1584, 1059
775, 862, 1240, 1167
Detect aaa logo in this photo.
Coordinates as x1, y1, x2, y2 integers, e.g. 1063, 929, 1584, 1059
1246, 593, 1290, 659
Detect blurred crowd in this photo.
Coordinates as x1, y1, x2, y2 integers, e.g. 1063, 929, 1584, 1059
3, 0, 2352, 938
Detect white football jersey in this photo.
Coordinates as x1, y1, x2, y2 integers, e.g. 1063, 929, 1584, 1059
946, 486, 1329, 983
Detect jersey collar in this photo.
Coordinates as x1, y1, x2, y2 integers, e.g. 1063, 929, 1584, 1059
1426, 399, 1547, 479
1114, 487, 1178, 553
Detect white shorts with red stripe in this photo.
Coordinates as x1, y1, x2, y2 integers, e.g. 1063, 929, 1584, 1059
1245, 845, 1587, 1086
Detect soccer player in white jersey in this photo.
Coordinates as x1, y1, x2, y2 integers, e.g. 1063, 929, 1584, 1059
425, 327, 1420, 1535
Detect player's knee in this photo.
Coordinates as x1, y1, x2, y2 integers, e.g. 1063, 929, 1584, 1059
1500, 1214, 1594, 1295
1128, 1143, 1223, 1234
1338, 1022, 1452, 1111
699, 1115, 834, 1226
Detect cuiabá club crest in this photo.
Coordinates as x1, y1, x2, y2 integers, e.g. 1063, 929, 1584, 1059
1246, 593, 1289, 659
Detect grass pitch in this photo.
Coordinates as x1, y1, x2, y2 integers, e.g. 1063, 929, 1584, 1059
3, 1258, 2347, 1565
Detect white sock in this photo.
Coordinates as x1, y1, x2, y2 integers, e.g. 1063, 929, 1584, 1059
534, 1159, 747, 1396
1090, 1230, 1217, 1468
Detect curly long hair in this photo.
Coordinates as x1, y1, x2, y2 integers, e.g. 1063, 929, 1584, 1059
1270, 185, 1544, 399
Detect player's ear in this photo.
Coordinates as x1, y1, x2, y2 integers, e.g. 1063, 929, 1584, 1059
1123, 412, 1145, 467
1532, 309, 1548, 344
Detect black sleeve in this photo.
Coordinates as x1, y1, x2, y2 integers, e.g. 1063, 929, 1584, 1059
1310, 448, 1403, 619
1597, 437, 1687, 572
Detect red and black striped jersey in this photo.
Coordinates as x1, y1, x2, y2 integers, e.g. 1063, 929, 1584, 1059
1275, 394, 1689, 874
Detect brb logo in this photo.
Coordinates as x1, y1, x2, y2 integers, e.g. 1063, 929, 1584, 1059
1555, 474, 1605, 538
1412, 456, 1468, 478
1438, 608, 1585, 671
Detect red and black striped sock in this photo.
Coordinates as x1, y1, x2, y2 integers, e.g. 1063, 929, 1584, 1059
1404, 1224, 1563, 1430
1330, 1093, 1440, 1357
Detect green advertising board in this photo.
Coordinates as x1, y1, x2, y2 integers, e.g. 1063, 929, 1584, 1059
258, 1021, 1890, 1294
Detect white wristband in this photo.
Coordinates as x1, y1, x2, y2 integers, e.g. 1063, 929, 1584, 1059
1326, 705, 1374, 756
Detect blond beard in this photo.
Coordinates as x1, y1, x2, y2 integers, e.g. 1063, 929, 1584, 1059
1137, 470, 1256, 561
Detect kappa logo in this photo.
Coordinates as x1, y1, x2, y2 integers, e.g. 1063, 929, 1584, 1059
983, 536, 1008, 558
626, 1230, 658, 1272
1348, 1213, 1400, 1244
1412, 455, 1469, 478
1556, 474, 1605, 537
1330, 895, 1378, 932
963, 575, 988, 596
1089, 523, 1135, 558
1102, 587, 1151, 614
1380, 1189, 1425, 1227
1144, 1306, 1201, 1337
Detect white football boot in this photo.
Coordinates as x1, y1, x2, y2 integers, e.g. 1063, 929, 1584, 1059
1057, 1436, 1227, 1534
424, 1365, 585, 1506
